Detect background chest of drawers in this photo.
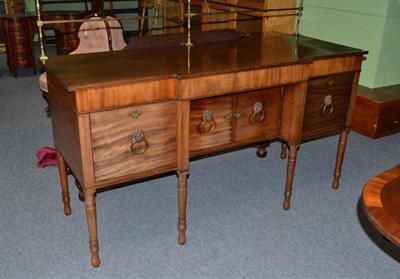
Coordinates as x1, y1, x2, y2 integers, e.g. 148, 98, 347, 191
0, 12, 37, 77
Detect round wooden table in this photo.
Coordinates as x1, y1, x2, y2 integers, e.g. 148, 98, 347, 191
362, 164, 400, 246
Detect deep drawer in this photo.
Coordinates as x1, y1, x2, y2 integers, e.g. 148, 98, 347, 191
302, 72, 354, 139
91, 101, 177, 182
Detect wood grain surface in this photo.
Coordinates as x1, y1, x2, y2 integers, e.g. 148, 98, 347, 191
362, 164, 400, 247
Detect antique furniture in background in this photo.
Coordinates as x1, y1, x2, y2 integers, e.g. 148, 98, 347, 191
0, 11, 89, 77
0, 0, 26, 59
0, 0, 140, 77
0, 0, 6, 52
163, 0, 297, 34
362, 164, 400, 247
0, 12, 38, 77
39, 13, 126, 116
352, 84, 400, 139
3, 0, 25, 13
43, 31, 367, 267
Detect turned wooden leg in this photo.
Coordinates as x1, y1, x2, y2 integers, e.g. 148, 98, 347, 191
332, 129, 350, 190
75, 179, 85, 202
256, 142, 270, 158
84, 190, 100, 268
283, 144, 299, 210
56, 149, 71, 216
177, 171, 188, 245
280, 142, 288, 159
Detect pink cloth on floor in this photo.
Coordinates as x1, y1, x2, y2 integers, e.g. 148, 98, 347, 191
36, 146, 58, 168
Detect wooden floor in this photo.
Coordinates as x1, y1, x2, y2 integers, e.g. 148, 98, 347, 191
362, 164, 400, 247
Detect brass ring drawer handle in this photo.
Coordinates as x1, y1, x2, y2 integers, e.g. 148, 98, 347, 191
130, 129, 148, 155
321, 95, 334, 116
199, 109, 216, 134
249, 102, 265, 123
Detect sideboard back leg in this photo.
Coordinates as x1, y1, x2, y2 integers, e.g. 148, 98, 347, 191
283, 144, 300, 210
332, 129, 350, 190
255, 141, 270, 158
84, 190, 100, 268
280, 142, 288, 159
56, 149, 71, 216
177, 171, 189, 245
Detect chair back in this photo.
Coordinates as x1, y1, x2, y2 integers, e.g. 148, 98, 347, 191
71, 15, 126, 54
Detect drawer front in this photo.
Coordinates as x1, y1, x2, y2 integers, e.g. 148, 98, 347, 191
377, 106, 400, 138
91, 101, 177, 182
190, 95, 233, 152
8, 20, 29, 30
12, 55, 33, 67
302, 72, 354, 139
234, 87, 282, 141
11, 44, 31, 55
9, 31, 31, 42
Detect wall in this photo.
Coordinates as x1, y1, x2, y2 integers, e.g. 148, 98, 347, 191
299, 0, 400, 88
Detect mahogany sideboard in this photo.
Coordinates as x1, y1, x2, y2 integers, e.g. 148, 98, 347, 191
43, 32, 367, 267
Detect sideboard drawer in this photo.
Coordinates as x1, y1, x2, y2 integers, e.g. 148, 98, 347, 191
235, 87, 282, 141
190, 95, 233, 152
91, 101, 177, 182
302, 72, 354, 139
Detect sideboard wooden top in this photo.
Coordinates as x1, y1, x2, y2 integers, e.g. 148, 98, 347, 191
44, 32, 367, 92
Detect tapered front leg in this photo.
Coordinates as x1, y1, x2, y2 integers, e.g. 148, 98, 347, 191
84, 190, 100, 267
283, 144, 299, 210
56, 149, 71, 216
177, 171, 189, 245
332, 129, 350, 190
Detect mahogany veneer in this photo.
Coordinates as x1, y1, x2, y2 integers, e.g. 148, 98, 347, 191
44, 32, 367, 267
362, 164, 400, 247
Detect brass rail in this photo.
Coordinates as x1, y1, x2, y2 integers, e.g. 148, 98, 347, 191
35, 0, 305, 63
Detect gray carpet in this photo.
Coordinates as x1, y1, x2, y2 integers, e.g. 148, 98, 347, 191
0, 47, 399, 279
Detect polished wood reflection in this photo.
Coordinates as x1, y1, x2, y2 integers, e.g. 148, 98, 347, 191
362, 164, 400, 247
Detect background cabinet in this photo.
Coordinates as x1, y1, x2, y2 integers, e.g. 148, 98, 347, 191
0, 13, 37, 77
163, 0, 296, 35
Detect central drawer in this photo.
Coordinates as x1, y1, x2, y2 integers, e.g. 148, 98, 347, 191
189, 87, 282, 153
90, 101, 177, 182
